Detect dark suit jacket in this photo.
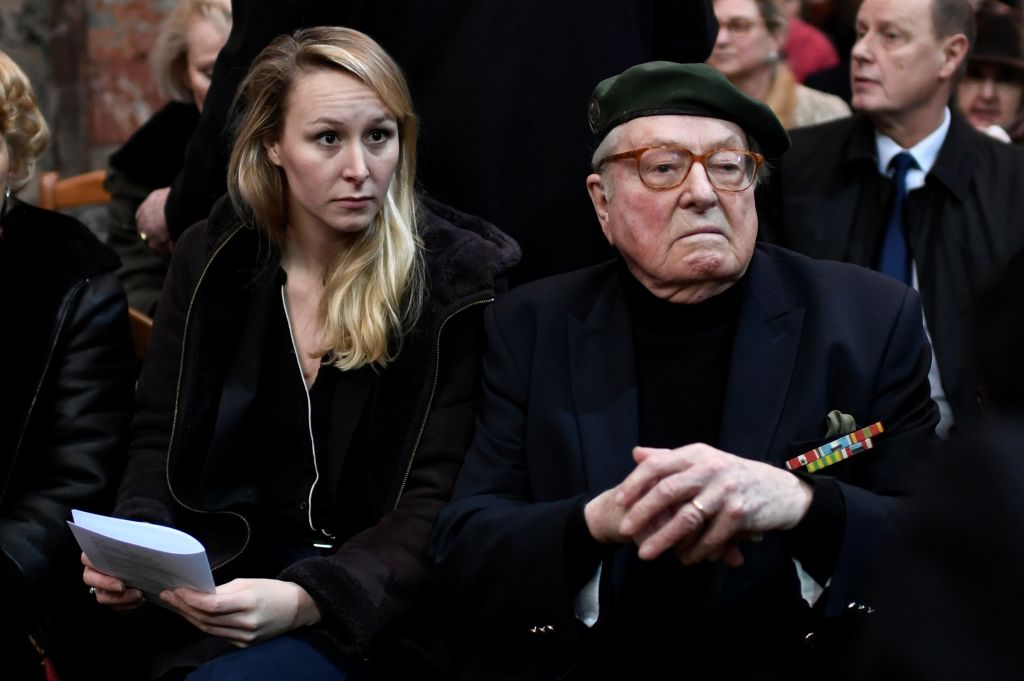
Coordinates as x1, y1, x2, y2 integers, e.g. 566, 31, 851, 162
434, 244, 938, 679
164, 0, 717, 283
758, 113, 1024, 430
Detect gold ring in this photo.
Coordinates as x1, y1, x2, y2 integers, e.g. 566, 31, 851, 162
139, 231, 149, 241
691, 498, 707, 516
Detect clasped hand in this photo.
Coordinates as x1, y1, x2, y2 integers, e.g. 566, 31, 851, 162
584, 443, 813, 567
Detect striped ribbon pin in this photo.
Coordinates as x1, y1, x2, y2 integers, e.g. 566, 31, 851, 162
785, 422, 885, 473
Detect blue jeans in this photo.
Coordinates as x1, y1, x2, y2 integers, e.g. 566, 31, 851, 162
184, 633, 365, 681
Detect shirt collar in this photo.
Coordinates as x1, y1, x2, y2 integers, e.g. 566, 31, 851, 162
874, 107, 951, 174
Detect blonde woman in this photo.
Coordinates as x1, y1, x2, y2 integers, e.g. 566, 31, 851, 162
104, 0, 231, 314
83, 26, 518, 679
0, 50, 135, 679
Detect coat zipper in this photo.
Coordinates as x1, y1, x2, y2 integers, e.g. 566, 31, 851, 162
392, 296, 493, 510
165, 225, 251, 571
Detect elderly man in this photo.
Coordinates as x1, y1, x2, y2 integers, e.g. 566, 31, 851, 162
760, 0, 1024, 437
434, 62, 937, 680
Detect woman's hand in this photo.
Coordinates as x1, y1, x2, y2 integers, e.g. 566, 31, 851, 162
81, 552, 145, 610
160, 578, 322, 647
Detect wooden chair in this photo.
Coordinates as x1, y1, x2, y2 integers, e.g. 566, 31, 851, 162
128, 307, 154, 361
37, 169, 112, 211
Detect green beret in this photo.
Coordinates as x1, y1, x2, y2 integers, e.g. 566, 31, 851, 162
588, 61, 790, 158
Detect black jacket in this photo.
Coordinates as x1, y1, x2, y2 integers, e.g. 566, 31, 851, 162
114, 196, 519, 663
0, 199, 135, 672
435, 245, 938, 679
759, 113, 1024, 430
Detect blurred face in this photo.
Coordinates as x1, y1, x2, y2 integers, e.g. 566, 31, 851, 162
850, 0, 961, 120
184, 14, 229, 112
266, 68, 400, 240
707, 0, 782, 83
587, 115, 758, 303
958, 63, 1024, 131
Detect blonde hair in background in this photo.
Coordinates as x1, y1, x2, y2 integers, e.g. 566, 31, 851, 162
152, 0, 232, 102
229, 26, 423, 371
0, 49, 50, 193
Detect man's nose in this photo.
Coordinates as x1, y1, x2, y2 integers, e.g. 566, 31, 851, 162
678, 162, 719, 210
980, 77, 998, 99
851, 35, 871, 63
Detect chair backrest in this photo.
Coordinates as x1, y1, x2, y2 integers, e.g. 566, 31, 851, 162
128, 307, 154, 361
37, 170, 112, 211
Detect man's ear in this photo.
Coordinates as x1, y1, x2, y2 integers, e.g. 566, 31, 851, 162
940, 33, 969, 80
586, 173, 615, 246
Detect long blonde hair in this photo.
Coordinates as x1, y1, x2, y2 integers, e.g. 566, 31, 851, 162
228, 27, 423, 370
151, 0, 232, 102
0, 50, 50, 193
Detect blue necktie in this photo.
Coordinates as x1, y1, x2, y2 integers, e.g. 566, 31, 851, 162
876, 152, 917, 284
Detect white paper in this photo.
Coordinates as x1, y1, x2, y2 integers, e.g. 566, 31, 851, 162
69, 509, 216, 602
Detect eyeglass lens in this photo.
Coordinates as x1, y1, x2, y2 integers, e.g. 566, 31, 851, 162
639, 148, 757, 191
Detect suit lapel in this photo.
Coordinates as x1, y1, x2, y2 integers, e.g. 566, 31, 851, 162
568, 268, 640, 491
719, 249, 804, 462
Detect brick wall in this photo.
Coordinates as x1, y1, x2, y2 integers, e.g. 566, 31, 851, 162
1, 0, 175, 199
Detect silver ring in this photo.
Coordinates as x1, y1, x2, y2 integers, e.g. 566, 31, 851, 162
139, 231, 149, 242
691, 498, 707, 517
88, 586, 97, 595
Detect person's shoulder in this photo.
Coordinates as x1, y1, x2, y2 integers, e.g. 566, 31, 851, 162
492, 260, 618, 319
3, 199, 120, 278
418, 197, 521, 302
755, 242, 911, 306
794, 85, 850, 119
954, 114, 1024, 168
788, 113, 861, 149
107, 101, 200, 187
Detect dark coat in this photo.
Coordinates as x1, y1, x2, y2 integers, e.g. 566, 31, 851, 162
165, 0, 718, 282
0, 199, 135, 675
103, 101, 198, 315
434, 244, 938, 679
758, 112, 1024, 431
114, 196, 520, 665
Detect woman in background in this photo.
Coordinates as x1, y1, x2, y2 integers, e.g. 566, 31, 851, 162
707, 0, 850, 129
84, 26, 518, 679
103, 0, 231, 314
0, 49, 135, 679
957, 6, 1024, 144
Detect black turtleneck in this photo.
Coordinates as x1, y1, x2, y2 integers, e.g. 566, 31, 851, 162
620, 263, 742, 449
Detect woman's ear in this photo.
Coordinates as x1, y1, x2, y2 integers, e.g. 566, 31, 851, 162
265, 137, 282, 166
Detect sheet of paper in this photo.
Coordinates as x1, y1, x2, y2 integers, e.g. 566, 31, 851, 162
69, 509, 216, 602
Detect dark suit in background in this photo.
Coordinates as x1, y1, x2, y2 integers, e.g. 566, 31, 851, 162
163, 0, 718, 283
758, 113, 1024, 430
434, 244, 938, 679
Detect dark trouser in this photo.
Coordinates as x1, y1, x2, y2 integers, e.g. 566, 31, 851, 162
183, 632, 366, 681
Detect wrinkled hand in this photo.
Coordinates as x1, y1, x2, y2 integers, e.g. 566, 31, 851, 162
612, 444, 812, 566
160, 578, 322, 647
135, 186, 173, 255
81, 552, 145, 611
